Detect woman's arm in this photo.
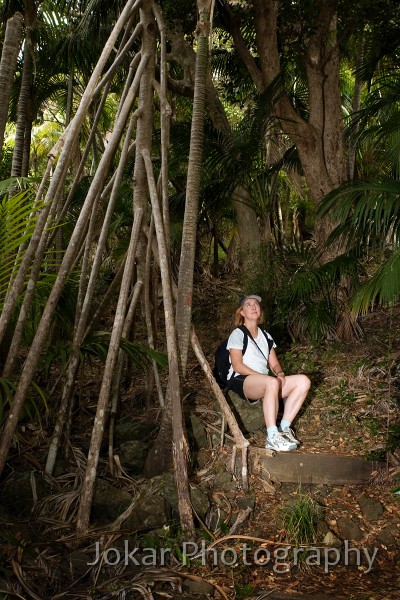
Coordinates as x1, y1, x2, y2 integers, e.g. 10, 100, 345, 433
268, 348, 285, 380
229, 348, 260, 376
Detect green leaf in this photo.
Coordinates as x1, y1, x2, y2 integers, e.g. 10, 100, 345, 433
0, 189, 45, 309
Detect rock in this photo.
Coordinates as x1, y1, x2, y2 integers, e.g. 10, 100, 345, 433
183, 578, 215, 596
357, 494, 384, 522
159, 472, 177, 514
53, 459, 74, 477
323, 530, 341, 547
337, 516, 363, 541
376, 524, 398, 548
207, 505, 227, 530
228, 391, 265, 433
119, 440, 148, 474
210, 432, 223, 447
124, 494, 169, 532
91, 479, 132, 524
195, 448, 210, 469
1, 472, 47, 517
114, 420, 156, 444
190, 413, 208, 450
317, 520, 330, 538
320, 522, 341, 567
160, 472, 210, 519
237, 493, 256, 511
190, 483, 211, 518
214, 469, 233, 488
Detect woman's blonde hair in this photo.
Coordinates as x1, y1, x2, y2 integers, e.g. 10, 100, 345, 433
234, 304, 264, 327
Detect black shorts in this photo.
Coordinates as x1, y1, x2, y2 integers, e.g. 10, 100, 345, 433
228, 375, 259, 404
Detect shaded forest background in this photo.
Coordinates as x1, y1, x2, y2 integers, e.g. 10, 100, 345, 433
0, 0, 399, 552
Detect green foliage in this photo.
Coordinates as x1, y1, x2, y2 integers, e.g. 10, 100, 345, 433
234, 582, 256, 598
317, 68, 400, 317
320, 179, 400, 251
41, 331, 168, 378
318, 179, 400, 314
280, 491, 321, 547
140, 523, 191, 566
280, 347, 317, 375
0, 188, 45, 310
241, 241, 362, 342
0, 375, 48, 429
351, 249, 400, 314
387, 423, 400, 452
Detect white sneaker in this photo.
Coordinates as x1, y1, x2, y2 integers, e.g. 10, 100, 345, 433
266, 431, 297, 452
279, 427, 300, 446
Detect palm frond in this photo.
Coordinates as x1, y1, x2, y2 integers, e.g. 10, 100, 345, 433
0, 177, 41, 195
318, 178, 400, 250
350, 248, 400, 314
79, 332, 168, 370
267, 242, 363, 341
0, 190, 45, 309
0, 376, 48, 428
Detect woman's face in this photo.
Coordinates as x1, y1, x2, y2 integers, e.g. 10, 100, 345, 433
240, 299, 261, 320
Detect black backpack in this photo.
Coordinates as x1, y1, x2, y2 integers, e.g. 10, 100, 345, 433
212, 325, 274, 390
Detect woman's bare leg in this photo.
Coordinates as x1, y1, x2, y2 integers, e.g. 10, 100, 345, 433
243, 373, 310, 428
280, 374, 311, 423
243, 374, 280, 427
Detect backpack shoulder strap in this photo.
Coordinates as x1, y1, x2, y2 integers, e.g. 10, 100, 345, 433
260, 329, 274, 352
237, 325, 249, 355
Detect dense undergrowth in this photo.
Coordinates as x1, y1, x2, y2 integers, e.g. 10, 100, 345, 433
0, 281, 399, 599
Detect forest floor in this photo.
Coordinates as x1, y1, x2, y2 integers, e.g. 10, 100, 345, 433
1, 278, 400, 600
178, 280, 400, 599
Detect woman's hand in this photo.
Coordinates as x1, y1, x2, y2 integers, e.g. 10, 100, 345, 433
276, 372, 286, 384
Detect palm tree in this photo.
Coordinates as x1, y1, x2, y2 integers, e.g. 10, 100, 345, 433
176, 0, 215, 375
0, 11, 23, 158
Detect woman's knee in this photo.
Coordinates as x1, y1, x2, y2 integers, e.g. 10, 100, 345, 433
299, 374, 311, 393
244, 374, 279, 398
265, 376, 280, 395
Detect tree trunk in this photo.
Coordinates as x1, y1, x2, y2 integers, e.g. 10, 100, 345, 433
143, 148, 194, 535
0, 12, 23, 158
175, 1, 214, 376
348, 35, 365, 182
45, 113, 138, 475
222, 0, 346, 254
152, 3, 172, 248
166, 24, 262, 270
21, 99, 34, 176
232, 185, 260, 271
11, 35, 34, 177
145, 1, 215, 477
135, 1, 175, 476
76, 209, 144, 534
0, 0, 142, 478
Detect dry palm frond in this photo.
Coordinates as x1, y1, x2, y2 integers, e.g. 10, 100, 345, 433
92, 568, 182, 599
0, 589, 27, 600
11, 543, 47, 600
91, 567, 230, 600
36, 486, 81, 524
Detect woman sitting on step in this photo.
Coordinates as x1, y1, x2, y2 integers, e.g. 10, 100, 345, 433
227, 294, 311, 452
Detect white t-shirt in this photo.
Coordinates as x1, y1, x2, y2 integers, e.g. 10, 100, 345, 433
226, 327, 276, 378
